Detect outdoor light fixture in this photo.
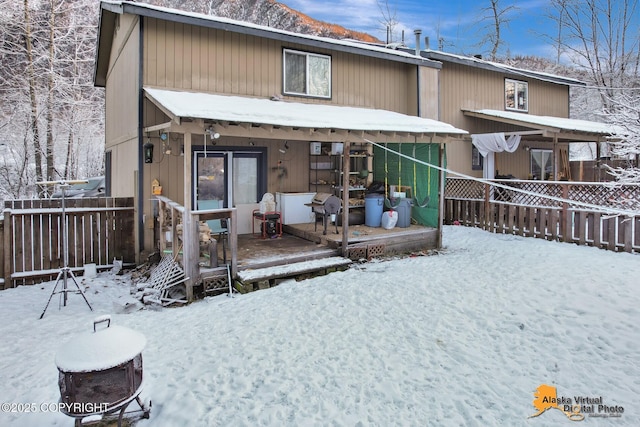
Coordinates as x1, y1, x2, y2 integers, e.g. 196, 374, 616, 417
144, 140, 154, 163
206, 127, 220, 146
207, 127, 220, 140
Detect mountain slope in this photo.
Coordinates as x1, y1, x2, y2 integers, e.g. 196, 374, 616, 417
148, 0, 380, 43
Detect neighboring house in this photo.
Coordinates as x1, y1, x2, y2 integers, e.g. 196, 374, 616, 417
94, 1, 466, 264
417, 49, 619, 182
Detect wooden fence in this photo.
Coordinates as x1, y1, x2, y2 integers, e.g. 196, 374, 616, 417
444, 178, 640, 253
1, 198, 135, 288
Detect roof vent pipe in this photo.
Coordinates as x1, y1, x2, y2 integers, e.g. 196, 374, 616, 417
424, 36, 430, 50
414, 29, 422, 55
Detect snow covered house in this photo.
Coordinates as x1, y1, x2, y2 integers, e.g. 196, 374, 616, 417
417, 50, 619, 182
94, 1, 467, 300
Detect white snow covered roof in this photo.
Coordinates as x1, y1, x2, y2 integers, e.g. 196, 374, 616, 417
144, 88, 468, 137
422, 50, 585, 86
463, 109, 622, 139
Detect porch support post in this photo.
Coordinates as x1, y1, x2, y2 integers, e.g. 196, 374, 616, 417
552, 134, 559, 180
437, 142, 446, 249
229, 208, 238, 277
182, 131, 197, 302
595, 138, 602, 182
341, 139, 351, 257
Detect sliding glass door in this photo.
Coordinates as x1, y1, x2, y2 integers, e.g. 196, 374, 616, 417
194, 149, 266, 210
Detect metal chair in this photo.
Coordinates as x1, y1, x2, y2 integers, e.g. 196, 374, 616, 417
198, 200, 228, 264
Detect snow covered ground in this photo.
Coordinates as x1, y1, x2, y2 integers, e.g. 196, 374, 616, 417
0, 225, 638, 427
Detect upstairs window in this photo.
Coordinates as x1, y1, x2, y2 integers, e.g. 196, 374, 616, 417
505, 79, 528, 112
283, 49, 331, 98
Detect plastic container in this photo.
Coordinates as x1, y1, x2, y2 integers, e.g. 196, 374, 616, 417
336, 209, 365, 226
364, 193, 384, 227
395, 198, 412, 228
381, 210, 398, 229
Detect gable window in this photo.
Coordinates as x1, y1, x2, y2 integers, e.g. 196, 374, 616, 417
505, 79, 528, 112
283, 49, 331, 98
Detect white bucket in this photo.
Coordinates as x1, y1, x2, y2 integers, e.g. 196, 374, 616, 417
84, 263, 97, 278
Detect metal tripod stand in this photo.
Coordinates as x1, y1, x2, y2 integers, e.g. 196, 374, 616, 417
39, 180, 93, 319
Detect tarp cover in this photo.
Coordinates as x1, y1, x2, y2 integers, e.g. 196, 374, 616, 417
471, 133, 521, 157
373, 143, 442, 228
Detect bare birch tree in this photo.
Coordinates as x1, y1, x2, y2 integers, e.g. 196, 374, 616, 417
546, 0, 640, 182
478, 0, 518, 60
377, 0, 400, 44
0, 0, 104, 202
547, 0, 639, 108
23, 0, 44, 184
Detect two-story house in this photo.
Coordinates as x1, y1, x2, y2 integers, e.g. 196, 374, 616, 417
94, 1, 468, 296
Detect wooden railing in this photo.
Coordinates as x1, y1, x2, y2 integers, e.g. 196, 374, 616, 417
444, 178, 640, 253
1, 198, 135, 288
155, 196, 237, 302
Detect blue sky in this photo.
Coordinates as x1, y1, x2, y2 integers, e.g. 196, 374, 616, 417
285, 0, 557, 58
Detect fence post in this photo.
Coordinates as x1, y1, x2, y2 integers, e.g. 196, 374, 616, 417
483, 183, 491, 230
3, 209, 12, 288
624, 215, 633, 253
560, 184, 570, 242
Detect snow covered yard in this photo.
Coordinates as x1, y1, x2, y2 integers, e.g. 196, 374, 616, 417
0, 225, 638, 426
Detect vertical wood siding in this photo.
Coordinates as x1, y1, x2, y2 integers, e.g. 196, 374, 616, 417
143, 18, 417, 114
105, 15, 141, 198
439, 62, 570, 130
439, 62, 571, 178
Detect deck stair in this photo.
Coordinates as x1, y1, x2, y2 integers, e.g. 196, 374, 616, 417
237, 256, 352, 288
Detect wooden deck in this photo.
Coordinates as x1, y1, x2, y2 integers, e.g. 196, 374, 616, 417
284, 222, 438, 254
198, 222, 438, 291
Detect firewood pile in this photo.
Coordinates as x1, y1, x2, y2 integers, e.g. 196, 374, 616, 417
176, 221, 212, 244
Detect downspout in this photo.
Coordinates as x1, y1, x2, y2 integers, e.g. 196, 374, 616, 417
137, 17, 145, 257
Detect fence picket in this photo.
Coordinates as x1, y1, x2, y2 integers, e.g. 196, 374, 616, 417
445, 178, 639, 254
1, 198, 134, 287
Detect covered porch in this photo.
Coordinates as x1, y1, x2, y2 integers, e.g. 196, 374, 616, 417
143, 89, 467, 301
462, 109, 622, 181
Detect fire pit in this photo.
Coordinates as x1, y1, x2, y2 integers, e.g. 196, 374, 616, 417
55, 315, 150, 426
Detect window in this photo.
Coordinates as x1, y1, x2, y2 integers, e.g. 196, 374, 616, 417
283, 49, 331, 98
505, 79, 528, 112
194, 149, 266, 209
471, 145, 483, 170
530, 149, 552, 180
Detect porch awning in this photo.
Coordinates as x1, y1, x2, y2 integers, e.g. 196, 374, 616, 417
144, 87, 467, 139
462, 109, 622, 141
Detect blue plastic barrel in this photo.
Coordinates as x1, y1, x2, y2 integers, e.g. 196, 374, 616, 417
364, 193, 384, 227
